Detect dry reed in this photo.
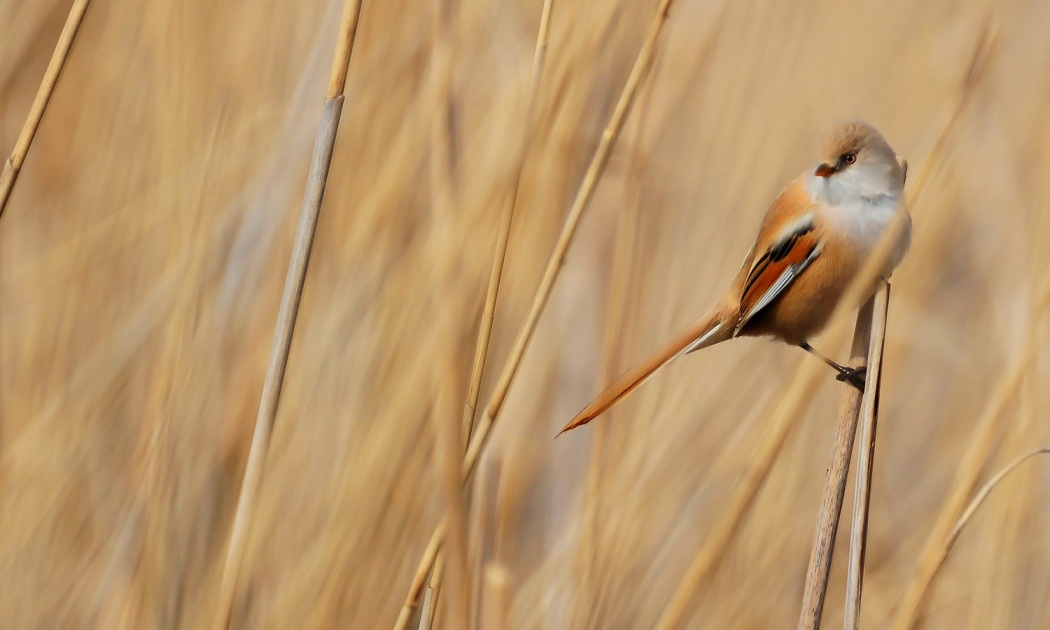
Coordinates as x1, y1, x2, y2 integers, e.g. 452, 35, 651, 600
212, 1, 364, 626
0, 0, 92, 217
891, 269, 1050, 629
399, 0, 676, 622
944, 448, 1050, 557
394, 1, 556, 625
845, 281, 891, 629
3, 1, 1050, 629
797, 297, 875, 630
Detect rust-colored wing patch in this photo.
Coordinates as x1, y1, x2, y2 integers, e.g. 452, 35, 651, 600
736, 220, 822, 333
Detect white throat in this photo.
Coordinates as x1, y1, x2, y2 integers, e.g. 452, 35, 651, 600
809, 173, 910, 275
807, 162, 899, 206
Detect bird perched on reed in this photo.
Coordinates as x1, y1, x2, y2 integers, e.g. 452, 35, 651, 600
560, 121, 910, 435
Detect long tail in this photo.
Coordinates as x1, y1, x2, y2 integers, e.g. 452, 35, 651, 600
557, 306, 734, 435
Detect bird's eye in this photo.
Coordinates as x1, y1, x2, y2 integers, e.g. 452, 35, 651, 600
842, 153, 857, 165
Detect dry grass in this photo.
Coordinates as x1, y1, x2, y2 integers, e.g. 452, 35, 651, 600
2, 0, 1050, 628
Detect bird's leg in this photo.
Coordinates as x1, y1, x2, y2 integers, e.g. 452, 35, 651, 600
797, 342, 866, 391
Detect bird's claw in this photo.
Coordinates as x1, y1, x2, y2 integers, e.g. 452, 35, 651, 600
835, 366, 866, 391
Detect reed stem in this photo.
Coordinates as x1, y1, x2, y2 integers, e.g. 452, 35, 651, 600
796, 296, 874, 630
0, 0, 93, 219
212, 2, 363, 627
844, 281, 890, 629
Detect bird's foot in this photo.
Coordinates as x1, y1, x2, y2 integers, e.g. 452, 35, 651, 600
834, 366, 866, 391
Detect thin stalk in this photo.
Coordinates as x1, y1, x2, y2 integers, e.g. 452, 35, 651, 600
425, 0, 472, 625
890, 271, 1050, 630
398, 2, 557, 627
795, 22, 999, 625
400, 0, 680, 622
844, 281, 890, 629
577, 53, 654, 628
211, 2, 363, 628
418, 552, 447, 630
465, 448, 501, 629
0, 0, 93, 219
796, 297, 875, 630
460, 0, 554, 442
889, 355, 1031, 630
394, 520, 447, 630
451, 0, 679, 573
944, 448, 1050, 554
480, 0, 675, 425
326, 0, 365, 99
903, 17, 999, 209
654, 356, 828, 630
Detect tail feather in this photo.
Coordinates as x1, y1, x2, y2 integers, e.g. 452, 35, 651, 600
558, 307, 733, 435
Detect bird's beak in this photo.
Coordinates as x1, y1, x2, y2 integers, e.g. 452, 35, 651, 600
814, 163, 836, 178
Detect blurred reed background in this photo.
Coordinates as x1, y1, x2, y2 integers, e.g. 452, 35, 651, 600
2, 0, 1049, 628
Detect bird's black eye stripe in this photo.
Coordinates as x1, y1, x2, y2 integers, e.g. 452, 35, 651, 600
841, 153, 857, 165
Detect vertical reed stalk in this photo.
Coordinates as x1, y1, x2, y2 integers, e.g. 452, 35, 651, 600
844, 281, 890, 628
418, 552, 447, 630
212, 1, 363, 628
460, 0, 554, 442
792, 184, 906, 630
796, 297, 874, 630
0, 0, 93, 219
395, 2, 555, 628
424, 0, 473, 624
576, 56, 652, 628
396, 0, 677, 624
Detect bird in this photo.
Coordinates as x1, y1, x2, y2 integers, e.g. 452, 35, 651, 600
558, 121, 911, 435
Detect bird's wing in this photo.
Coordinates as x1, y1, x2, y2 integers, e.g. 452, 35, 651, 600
734, 183, 824, 333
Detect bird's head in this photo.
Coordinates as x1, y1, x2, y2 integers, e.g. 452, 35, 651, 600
809, 121, 904, 205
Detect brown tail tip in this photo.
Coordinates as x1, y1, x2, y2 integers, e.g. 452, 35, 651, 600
555, 411, 595, 437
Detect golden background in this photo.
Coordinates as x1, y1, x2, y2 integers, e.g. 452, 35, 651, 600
1, 0, 1048, 627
